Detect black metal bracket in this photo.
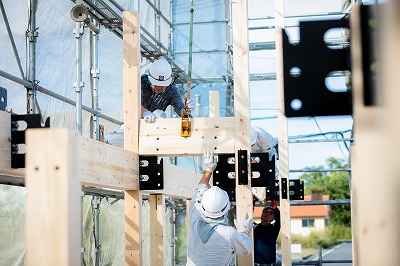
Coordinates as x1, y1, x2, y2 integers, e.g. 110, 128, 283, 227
11, 114, 50, 168
265, 179, 304, 201
281, 178, 288, 199
359, 5, 379, 106
0, 87, 7, 111
238, 150, 248, 185
288, 179, 304, 200
139, 156, 164, 190
251, 153, 275, 187
213, 152, 276, 202
282, 19, 352, 117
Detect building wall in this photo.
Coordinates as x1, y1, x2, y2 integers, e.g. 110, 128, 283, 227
291, 217, 326, 236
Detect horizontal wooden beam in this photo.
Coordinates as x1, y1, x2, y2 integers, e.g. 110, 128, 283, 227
143, 162, 201, 198
1, 111, 200, 197
139, 117, 235, 156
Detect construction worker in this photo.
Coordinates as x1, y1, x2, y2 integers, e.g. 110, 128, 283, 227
254, 201, 281, 265
141, 57, 195, 123
251, 126, 279, 202
187, 149, 253, 266
251, 126, 278, 160
104, 58, 194, 146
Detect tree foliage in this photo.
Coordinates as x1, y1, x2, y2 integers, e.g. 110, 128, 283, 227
299, 157, 351, 226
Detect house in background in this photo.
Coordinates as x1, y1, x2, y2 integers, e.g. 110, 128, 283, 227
254, 195, 330, 236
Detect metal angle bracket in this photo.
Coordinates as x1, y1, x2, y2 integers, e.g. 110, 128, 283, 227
11, 114, 50, 169
213, 151, 276, 202
282, 19, 352, 117
139, 156, 164, 190
213, 153, 236, 201
238, 150, 248, 185
281, 178, 288, 199
0, 87, 6, 111
289, 179, 304, 200
251, 152, 275, 187
267, 179, 304, 201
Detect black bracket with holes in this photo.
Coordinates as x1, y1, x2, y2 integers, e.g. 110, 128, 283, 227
139, 156, 164, 190
359, 4, 379, 106
213, 151, 276, 202
265, 179, 304, 201
0, 87, 6, 111
281, 178, 288, 199
288, 179, 304, 200
11, 114, 50, 168
282, 19, 352, 117
238, 150, 248, 185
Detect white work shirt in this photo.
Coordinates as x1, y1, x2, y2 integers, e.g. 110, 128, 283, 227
104, 124, 124, 148
187, 184, 252, 266
251, 126, 277, 158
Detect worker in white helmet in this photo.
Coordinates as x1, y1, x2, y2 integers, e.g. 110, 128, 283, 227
104, 58, 193, 147
187, 149, 253, 266
141, 57, 195, 123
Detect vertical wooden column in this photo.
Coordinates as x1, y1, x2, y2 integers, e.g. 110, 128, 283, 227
232, 0, 253, 265
26, 128, 81, 266
123, 11, 142, 266
209, 91, 220, 117
150, 194, 166, 265
351, 4, 400, 266
274, 1, 292, 265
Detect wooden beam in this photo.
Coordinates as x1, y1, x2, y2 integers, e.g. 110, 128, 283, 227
144, 162, 201, 198
26, 128, 81, 265
274, 0, 292, 265
81, 137, 138, 190
232, 0, 253, 265
150, 194, 166, 265
351, 4, 400, 266
123, 10, 142, 266
0, 111, 138, 190
209, 91, 220, 117
139, 117, 235, 156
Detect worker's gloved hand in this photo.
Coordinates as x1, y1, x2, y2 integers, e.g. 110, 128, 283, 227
187, 99, 196, 112
234, 214, 254, 234
153, 109, 167, 119
203, 149, 217, 173
143, 111, 156, 123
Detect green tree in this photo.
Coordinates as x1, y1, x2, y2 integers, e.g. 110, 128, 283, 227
300, 157, 351, 226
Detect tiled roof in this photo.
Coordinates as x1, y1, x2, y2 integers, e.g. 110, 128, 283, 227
254, 195, 330, 218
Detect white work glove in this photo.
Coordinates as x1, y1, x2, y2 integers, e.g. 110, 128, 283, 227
203, 149, 217, 173
187, 99, 196, 112
153, 109, 167, 119
234, 214, 254, 234
143, 111, 156, 123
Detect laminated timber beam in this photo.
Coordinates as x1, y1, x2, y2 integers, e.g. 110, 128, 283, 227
0, 110, 201, 197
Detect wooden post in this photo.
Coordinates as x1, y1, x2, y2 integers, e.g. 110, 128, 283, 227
123, 11, 142, 266
150, 194, 166, 265
25, 129, 81, 266
232, 0, 253, 264
351, 4, 400, 266
274, 0, 292, 265
209, 91, 220, 117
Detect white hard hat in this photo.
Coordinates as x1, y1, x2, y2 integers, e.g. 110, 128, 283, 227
200, 186, 230, 219
153, 109, 167, 118
251, 127, 257, 145
148, 58, 173, 86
